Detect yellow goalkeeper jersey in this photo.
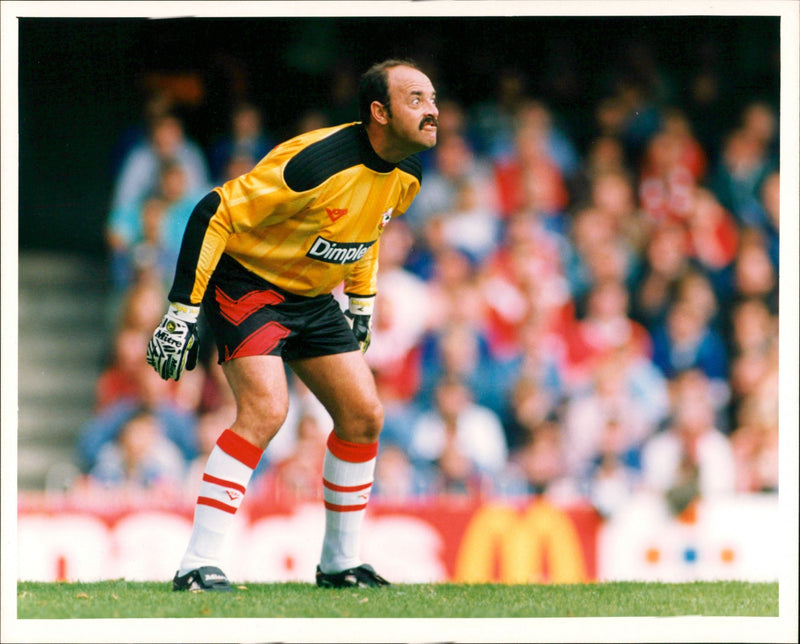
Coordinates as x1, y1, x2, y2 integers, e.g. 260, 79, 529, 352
168, 122, 422, 304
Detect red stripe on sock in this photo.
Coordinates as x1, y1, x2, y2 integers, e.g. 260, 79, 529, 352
197, 496, 237, 514
324, 501, 369, 512
217, 429, 262, 469
202, 473, 246, 494
326, 432, 378, 463
322, 479, 372, 493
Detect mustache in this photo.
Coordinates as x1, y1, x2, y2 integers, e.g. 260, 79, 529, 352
419, 116, 439, 130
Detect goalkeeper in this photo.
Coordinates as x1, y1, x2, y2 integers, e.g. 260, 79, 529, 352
146, 59, 438, 592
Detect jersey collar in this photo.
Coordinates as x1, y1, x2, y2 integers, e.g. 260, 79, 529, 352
357, 124, 399, 173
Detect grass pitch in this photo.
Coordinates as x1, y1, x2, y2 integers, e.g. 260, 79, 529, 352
17, 579, 777, 619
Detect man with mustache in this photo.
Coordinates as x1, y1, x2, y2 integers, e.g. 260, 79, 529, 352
146, 59, 438, 592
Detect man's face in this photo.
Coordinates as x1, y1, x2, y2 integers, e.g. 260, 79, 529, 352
384, 65, 439, 154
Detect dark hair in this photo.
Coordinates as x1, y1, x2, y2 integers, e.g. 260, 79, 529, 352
358, 58, 421, 124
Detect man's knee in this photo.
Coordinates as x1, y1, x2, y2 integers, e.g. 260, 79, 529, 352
362, 398, 384, 441
340, 397, 384, 444
232, 396, 289, 448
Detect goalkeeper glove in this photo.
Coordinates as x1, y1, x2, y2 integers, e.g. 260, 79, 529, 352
146, 302, 201, 381
344, 294, 374, 353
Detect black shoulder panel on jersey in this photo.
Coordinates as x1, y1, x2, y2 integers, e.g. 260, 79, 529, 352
284, 125, 364, 193
284, 124, 413, 192
398, 154, 423, 184
168, 190, 221, 305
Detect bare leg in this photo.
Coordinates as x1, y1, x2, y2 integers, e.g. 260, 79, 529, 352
288, 350, 383, 443
222, 354, 291, 449
177, 355, 289, 578
289, 350, 385, 574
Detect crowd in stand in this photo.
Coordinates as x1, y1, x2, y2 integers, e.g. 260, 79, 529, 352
71, 48, 780, 519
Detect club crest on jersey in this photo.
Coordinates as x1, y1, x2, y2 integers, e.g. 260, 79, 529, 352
378, 208, 393, 231
325, 207, 348, 222
306, 236, 376, 265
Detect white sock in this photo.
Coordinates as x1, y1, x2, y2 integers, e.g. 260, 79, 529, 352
319, 431, 378, 574
178, 429, 262, 575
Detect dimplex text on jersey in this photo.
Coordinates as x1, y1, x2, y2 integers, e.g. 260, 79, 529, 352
306, 236, 377, 265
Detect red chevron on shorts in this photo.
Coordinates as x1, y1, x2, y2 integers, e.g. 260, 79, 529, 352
225, 321, 291, 360
215, 286, 286, 325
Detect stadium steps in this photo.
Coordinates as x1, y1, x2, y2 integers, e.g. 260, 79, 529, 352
17, 251, 111, 491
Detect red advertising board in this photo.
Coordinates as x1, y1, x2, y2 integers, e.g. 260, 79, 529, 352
17, 490, 602, 584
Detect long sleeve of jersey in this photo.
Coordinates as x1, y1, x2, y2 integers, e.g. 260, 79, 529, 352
168, 122, 421, 305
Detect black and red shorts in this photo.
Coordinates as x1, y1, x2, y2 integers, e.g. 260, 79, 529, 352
202, 253, 360, 363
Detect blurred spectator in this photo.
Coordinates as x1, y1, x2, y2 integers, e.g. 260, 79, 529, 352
564, 278, 653, 385
580, 236, 637, 307
365, 219, 430, 404
262, 413, 328, 501
76, 362, 199, 473
612, 77, 664, 167
153, 160, 209, 265
563, 206, 624, 303
672, 269, 721, 333
571, 135, 630, 207
585, 416, 643, 518
650, 298, 728, 387
514, 100, 581, 183
613, 336, 672, 430
755, 171, 780, 269
409, 375, 508, 494
107, 159, 207, 293
561, 349, 656, 479
638, 127, 699, 226
502, 419, 575, 500
589, 169, 649, 259
87, 409, 186, 490
435, 178, 502, 263
108, 112, 209, 214
109, 90, 175, 176
631, 221, 693, 329
500, 375, 561, 453
729, 371, 779, 493
106, 196, 172, 292
480, 210, 573, 357
739, 100, 779, 167
372, 444, 433, 500
417, 321, 510, 417
501, 313, 566, 417
684, 188, 740, 290
728, 297, 776, 357
95, 325, 158, 411
403, 133, 497, 233
493, 117, 570, 222
709, 126, 776, 225
725, 228, 779, 313
208, 102, 273, 183
419, 245, 485, 334
110, 274, 170, 341
727, 301, 778, 434
468, 66, 529, 158
640, 370, 736, 514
